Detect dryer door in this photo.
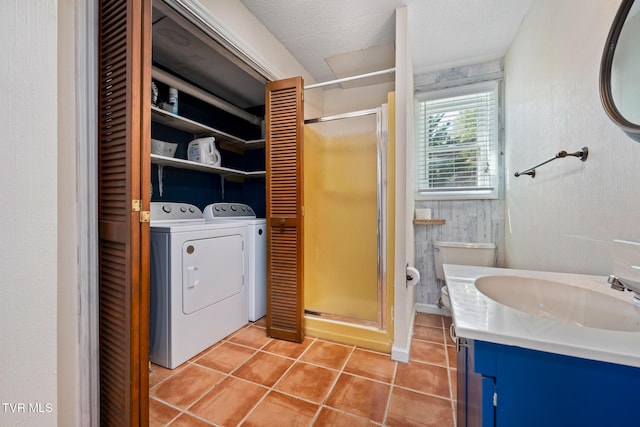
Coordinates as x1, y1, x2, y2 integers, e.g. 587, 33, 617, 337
182, 234, 244, 315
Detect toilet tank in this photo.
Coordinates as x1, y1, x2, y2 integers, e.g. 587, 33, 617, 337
433, 241, 496, 281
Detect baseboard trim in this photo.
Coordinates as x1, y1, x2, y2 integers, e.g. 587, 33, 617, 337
415, 302, 451, 316
392, 303, 452, 362
391, 344, 410, 363
391, 304, 416, 363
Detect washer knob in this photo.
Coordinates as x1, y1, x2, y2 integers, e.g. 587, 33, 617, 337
162, 205, 172, 213
231, 205, 237, 211
188, 207, 195, 213
180, 206, 187, 213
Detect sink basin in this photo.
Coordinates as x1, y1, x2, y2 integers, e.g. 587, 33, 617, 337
475, 275, 640, 332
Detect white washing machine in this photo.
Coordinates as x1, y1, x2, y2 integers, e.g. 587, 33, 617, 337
203, 202, 266, 322
149, 202, 248, 369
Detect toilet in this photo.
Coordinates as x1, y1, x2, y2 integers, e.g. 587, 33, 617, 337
434, 241, 496, 309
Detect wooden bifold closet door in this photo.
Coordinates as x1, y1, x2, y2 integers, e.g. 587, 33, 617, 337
98, 0, 151, 425
265, 77, 305, 343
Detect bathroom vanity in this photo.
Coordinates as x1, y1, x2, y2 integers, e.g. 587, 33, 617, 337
445, 265, 640, 427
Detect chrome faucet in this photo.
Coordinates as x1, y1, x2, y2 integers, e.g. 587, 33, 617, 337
608, 275, 640, 306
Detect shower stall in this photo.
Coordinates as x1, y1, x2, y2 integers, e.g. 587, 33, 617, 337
303, 105, 389, 342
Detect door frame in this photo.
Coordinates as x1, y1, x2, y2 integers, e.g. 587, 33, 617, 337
77, 1, 282, 423
76, 0, 99, 423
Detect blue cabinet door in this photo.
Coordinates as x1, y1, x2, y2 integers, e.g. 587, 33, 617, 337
481, 377, 495, 427
458, 338, 492, 427
471, 340, 640, 427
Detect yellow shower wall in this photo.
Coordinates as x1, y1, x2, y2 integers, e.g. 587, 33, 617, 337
303, 117, 378, 322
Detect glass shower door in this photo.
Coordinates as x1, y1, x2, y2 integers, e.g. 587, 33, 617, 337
304, 108, 386, 325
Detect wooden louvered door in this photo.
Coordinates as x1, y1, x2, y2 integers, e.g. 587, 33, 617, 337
265, 77, 305, 342
98, 0, 151, 425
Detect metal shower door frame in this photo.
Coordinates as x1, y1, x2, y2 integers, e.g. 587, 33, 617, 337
304, 105, 388, 329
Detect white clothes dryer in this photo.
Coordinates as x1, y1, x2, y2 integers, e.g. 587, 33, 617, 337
150, 202, 248, 369
204, 203, 266, 322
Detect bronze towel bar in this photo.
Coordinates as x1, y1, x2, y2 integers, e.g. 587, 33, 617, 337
514, 147, 589, 178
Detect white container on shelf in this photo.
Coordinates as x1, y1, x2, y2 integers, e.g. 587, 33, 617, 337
151, 138, 178, 157
415, 208, 432, 220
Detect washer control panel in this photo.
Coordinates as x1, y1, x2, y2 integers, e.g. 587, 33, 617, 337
151, 202, 203, 221
204, 203, 256, 219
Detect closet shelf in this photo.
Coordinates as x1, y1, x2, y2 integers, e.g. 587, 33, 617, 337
151, 106, 265, 150
413, 219, 446, 225
151, 154, 265, 178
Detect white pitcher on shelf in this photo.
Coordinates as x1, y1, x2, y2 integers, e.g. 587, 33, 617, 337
187, 137, 221, 166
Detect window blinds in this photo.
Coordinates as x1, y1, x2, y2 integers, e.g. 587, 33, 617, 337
416, 83, 498, 197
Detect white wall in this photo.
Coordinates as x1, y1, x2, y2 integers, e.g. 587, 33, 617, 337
504, 0, 640, 274
0, 1, 58, 426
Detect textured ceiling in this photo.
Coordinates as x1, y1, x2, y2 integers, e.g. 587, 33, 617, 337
240, 0, 533, 83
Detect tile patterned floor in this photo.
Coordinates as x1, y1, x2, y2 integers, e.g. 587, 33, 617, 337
149, 313, 457, 427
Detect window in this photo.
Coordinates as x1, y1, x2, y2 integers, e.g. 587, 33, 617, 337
416, 81, 499, 200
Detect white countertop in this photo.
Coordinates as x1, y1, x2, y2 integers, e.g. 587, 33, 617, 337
445, 265, 640, 368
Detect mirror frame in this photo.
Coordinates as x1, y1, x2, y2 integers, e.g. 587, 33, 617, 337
600, 0, 640, 142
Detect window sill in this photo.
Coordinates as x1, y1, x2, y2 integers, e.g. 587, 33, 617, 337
415, 191, 499, 201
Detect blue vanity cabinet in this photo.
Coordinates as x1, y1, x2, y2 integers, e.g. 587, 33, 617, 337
458, 339, 640, 427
